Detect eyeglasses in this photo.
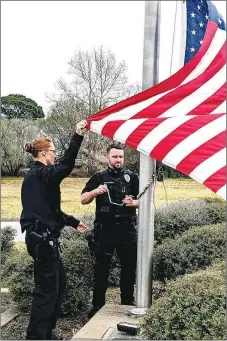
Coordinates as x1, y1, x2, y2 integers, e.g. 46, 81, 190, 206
36, 149, 56, 153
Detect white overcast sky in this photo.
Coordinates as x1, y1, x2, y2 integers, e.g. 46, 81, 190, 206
1, 1, 226, 113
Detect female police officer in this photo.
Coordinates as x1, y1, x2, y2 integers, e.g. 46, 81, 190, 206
20, 120, 88, 340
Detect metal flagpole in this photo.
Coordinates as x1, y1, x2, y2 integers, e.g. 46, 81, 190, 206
131, 0, 161, 315
179, 1, 187, 69
170, 1, 186, 75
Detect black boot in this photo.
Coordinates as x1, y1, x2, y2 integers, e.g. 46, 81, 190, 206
88, 305, 101, 319
121, 299, 136, 306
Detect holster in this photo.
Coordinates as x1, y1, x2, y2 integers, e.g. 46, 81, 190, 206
27, 220, 58, 244
29, 230, 49, 245
86, 229, 100, 255
34, 238, 61, 262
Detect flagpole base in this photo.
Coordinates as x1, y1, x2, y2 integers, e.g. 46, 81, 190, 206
129, 307, 148, 317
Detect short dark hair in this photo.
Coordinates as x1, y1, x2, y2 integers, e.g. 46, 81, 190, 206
107, 143, 124, 153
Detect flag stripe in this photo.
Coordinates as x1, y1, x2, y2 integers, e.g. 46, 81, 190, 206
211, 101, 226, 114
216, 185, 226, 199
149, 115, 222, 161
135, 116, 194, 155
203, 166, 226, 193
176, 131, 226, 174
189, 148, 226, 182
133, 46, 226, 119
161, 114, 226, 168
186, 84, 226, 115
122, 118, 168, 150
102, 119, 147, 142
159, 64, 226, 118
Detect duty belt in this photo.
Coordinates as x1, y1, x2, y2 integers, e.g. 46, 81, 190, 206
98, 215, 136, 225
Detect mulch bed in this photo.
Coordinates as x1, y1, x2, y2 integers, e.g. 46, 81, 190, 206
1, 286, 164, 340
1, 312, 88, 340
1, 288, 119, 340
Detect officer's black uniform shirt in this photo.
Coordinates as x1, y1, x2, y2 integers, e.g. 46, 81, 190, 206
20, 133, 83, 235
82, 166, 139, 222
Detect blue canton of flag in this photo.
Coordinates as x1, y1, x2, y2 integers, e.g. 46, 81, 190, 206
185, 0, 226, 64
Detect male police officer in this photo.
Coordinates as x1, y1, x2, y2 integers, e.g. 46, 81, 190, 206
21, 120, 88, 340
81, 144, 139, 318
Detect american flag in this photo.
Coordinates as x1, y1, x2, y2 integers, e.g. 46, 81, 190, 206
87, 0, 226, 200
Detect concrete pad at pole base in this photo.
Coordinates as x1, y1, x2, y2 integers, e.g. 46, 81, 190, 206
1, 308, 20, 327
72, 304, 142, 340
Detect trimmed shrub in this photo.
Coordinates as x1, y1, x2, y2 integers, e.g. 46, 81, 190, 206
61, 238, 93, 316
203, 197, 226, 223
3, 238, 94, 316
141, 261, 226, 340
62, 218, 121, 288
61, 226, 88, 242
153, 223, 226, 281
1, 226, 17, 264
154, 198, 226, 244
3, 246, 34, 311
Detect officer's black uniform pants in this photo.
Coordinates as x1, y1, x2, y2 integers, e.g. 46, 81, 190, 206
26, 243, 66, 340
92, 225, 137, 307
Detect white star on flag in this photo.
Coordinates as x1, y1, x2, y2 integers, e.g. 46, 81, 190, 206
191, 30, 197, 35
218, 18, 222, 24
205, 14, 209, 20
191, 12, 196, 18
197, 5, 201, 10
199, 40, 203, 44
199, 22, 204, 27
190, 47, 195, 52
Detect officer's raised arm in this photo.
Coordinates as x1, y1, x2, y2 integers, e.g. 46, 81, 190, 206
24, 120, 87, 184
42, 120, 87, 182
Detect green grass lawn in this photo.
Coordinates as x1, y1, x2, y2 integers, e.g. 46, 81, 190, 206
1, 177, 216, 220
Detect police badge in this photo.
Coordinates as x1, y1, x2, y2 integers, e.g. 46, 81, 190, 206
124, 174, 130, 182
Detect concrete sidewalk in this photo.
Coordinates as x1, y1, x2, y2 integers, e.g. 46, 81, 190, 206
1, 308, 20, 327
1, 221, 24, 242
72, 304, 142, 340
